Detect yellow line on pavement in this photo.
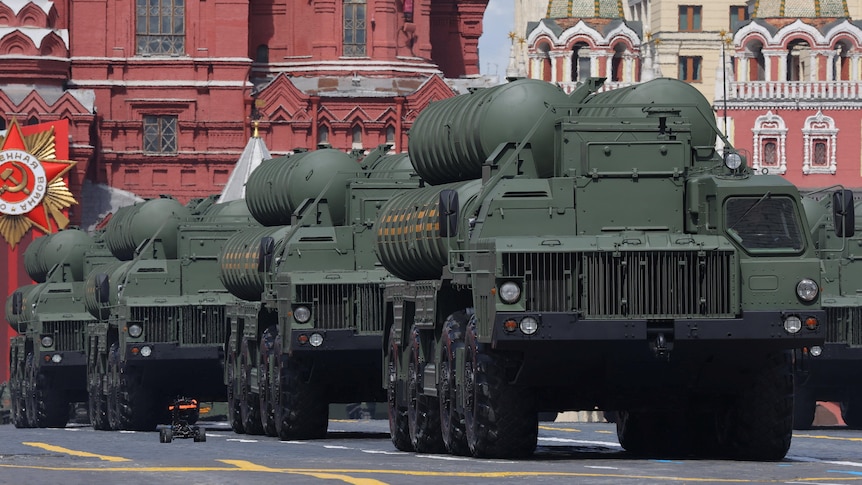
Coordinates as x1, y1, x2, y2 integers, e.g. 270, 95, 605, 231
793, 433, 862, 442
22, 442, 131, 462
219, 461, 389, 484
0, 463, 777, 482
539, 425, 581, 433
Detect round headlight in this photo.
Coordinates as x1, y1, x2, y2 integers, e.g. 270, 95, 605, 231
796, 279, 819, 302
724, 152, 743, 170
128, 324, 143, 338
499, 282, 521, 304
520, 317, 538, 335
309, 333, 324, 347
140, 346, 153, 357
809, 346, 823, 357
51, 354, 62, 363
41, 335, 54, 348
784, 315, 802, 334
294, 306, 311, 323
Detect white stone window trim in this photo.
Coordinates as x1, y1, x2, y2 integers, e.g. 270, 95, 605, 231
801, 110, 838, 175
752, 110, 787, 175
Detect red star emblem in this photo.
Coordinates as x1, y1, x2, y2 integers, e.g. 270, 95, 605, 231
0, 119, 77, 246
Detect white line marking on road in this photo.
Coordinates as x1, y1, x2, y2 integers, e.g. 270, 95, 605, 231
323, 445, 351, 450
787, 456, 862, 468
584, 466, 619, 470
226, 439, 259, 443
539, 437, 622, 447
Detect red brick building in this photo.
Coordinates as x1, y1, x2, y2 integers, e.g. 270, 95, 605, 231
718, 1, 862, 192
0, 0, 490, 382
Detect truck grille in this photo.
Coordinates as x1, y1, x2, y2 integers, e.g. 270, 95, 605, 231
825, 307, 862, 346
182, 306, 227, 344
43, 320, 87, 351
296, 283, 385, 333
503, 250, 734, 318
128, 306, 226, 345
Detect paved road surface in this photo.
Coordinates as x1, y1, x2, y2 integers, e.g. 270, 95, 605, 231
1, 420, 861, 484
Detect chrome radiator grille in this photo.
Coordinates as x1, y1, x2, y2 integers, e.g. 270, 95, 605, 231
296, 283, 385, 333
43, 321, 87, 351
503, 250, 734, 318
825, 307, 862, 345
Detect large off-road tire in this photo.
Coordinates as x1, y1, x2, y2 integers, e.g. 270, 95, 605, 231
23, 352, 39, 427
106, 343, 122, 430
108, 343, 158, 431
437, 313, 470, 456
387, 325, 413, 451
225, 347, 245, 434
463, 317, 537, 458
33, 367, 69, 428
793, 389, 817, 430
840, 391, 862, 429
10, 356, 32, 428
273, 339, 328, 441
239, 339, 263, 435
719, 351, 794, 461
88, 351, 111, 430
259, 326, 278, 437
407, 325, 445, 453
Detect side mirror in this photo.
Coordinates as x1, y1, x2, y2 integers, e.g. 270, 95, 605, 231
11, 291, 23, 315
438, 189, 459, 238
833, 190, 855, 238
258, 236, 276, 272
95, 273, 110, 304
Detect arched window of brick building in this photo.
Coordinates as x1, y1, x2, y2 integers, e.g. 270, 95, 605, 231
787, 39, 812, 81
385, 125, 395, 144
537, 41, 551, 81
802, 110, 838, 174
571, 42, 590, 82
136, 0, 185, 56
343, 0, 367, 57
745, 40, 765, 81
752, 110, 787, 174
611, 43, 626, 82
351, 125, 362, 149
834, 40, 852, 81
318, 125, 330, 145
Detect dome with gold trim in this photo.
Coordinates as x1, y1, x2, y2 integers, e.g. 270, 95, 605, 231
546, 0, 624, 19
753, 0, 849, 18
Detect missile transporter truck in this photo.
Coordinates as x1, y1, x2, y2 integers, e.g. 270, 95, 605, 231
85, 196, 258, 430
795, 194, 860, 428
379, 78, 828, 460
7, 228, 114, 428
221, 147, 419, 439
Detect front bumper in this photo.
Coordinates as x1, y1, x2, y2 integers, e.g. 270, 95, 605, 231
492, 310, 825, 350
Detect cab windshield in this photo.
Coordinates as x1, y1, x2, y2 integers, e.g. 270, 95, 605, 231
725, 196, 804, 252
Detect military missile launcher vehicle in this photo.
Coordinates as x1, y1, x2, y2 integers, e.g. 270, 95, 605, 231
7, 228, 114, 428
378, 78, 831, 460
85, 195, 259, 431
221, 146, 420, 439
795, 193, 860, 428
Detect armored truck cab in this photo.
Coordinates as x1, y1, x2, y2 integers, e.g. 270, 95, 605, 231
86, 196, 258, 431
7, 229, 108, 428
222, 147, 421, 439
380, 78, 825, 460
795, 194, 861, 428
